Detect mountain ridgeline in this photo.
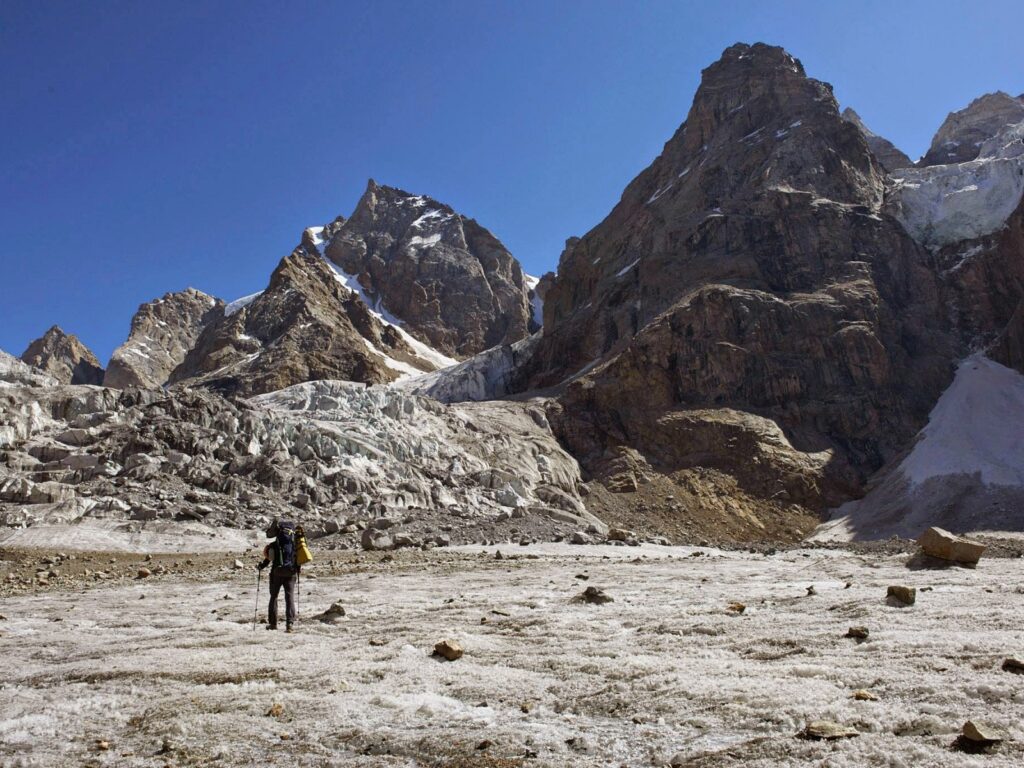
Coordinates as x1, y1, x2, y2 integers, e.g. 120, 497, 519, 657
7, 42, 1024, 544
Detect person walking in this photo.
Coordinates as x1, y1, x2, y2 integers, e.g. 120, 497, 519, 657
256, 519, 300, 632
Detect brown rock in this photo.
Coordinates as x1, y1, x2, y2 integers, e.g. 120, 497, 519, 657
577, 586, 614, 605
1002, 657, 1024, 674
961, 720, 1005, 744
846, 626, 870, 640
918, 527, 986, 566
266, 703, 284, 718
851, 689, 878, 701
887, 585, 916, 605
433, 640, 463, 661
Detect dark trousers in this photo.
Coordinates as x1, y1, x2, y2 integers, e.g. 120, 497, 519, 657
268, 567, 297, 627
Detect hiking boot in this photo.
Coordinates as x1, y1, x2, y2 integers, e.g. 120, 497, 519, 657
285, 624, 294, 633
266, 624, 277, 631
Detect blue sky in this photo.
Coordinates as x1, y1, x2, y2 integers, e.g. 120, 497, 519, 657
2, 0, 1023, 362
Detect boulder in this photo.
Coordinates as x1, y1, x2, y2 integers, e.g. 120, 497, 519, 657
317, 602, 347, 624
846, 626, 870, 640
433, 640, 463, 661
886, 585, 916, 606
918, 527, 986, 566
576, 586, 614, 605
1001, 657, 1024, 674
360, 528, 393, 551
961, 720, 1005, 744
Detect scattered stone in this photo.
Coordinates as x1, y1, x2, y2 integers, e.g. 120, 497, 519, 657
233, 559, 244, 570
575, 586, 613, 605
570, 531, 591, 545
918, 527, 986, 566
574, 573, 589, 580
846, 626, 869, 640
961, 720, 1005, 743
726, 602, 746, 614
852, 689, 878, 701
494, 550, 503, 560
317, 602, 346, 624
433, 640, 463, 661
266, 703, 284, 718
1001, 657, 1024, 674
368, 637, 387, 647
669, 753, 687, 767
136, 568, 152, 579
95, 740, 110, 751
886, 585, 916, 606
800, 720, 859, 740
476, 740, 492, 750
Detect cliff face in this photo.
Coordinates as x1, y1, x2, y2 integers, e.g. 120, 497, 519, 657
323, 181, 536, 359
20, 326, 104, 385
513, 43, 953, 537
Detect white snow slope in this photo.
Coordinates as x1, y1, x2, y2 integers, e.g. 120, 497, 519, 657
891, 122, 1024, 249
2, 543, 1022, 767
816, 354, 1024, 540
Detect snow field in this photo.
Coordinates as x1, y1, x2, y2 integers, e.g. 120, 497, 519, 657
2, 544, 1022, 766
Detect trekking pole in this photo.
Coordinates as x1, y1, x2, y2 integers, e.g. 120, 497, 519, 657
253, 568, 262, 631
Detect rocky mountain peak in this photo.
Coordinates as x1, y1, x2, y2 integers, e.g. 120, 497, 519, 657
920, 91, 1024, 166
841, 107, 912, 171
104, 288, 224, 390
321, 181, 535, 358
19, 325, 104, 385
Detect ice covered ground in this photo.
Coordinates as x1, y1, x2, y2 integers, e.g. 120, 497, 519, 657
2, 543, 1022, 767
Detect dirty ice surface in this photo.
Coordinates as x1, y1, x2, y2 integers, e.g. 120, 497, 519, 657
2, 543, 1022, 766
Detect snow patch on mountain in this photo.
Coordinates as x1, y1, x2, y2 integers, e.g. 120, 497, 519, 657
815, 354, 1024, 540
224, 292, 262, 317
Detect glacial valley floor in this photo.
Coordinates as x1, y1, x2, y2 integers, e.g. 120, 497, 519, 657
1, 543, 1022, 767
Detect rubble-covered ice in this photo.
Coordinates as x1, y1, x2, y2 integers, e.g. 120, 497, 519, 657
2, 543, 1022, 766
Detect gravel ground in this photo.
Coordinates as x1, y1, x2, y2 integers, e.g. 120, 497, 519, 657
1, 543, 1022, 767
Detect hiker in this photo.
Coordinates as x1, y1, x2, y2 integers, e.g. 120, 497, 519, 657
256, 519, 311, 632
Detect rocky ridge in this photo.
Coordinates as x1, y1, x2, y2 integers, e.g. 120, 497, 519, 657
104, 288, 223, 389
20, 326, 104, 385
840, 107, 912, 171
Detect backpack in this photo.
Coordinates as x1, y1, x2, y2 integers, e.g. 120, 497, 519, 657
274, 521, 298, 569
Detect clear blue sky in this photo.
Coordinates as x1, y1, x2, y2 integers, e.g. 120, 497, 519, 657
3, 1, 1022, 362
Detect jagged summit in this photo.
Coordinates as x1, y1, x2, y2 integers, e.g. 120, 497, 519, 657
103, 288, 223, 390
920, 91, 1024, 166
319, 180, 537, 358
20, 325, 103, 385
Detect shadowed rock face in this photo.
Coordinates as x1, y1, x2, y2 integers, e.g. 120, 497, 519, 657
20, 326, 103, 385
919, 91, 1024, 167
841, 108, 912, 171
323, 181, 535, 358
104, 288, 223, 389
170, 249, 430, 396
516, 43, 953, 527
